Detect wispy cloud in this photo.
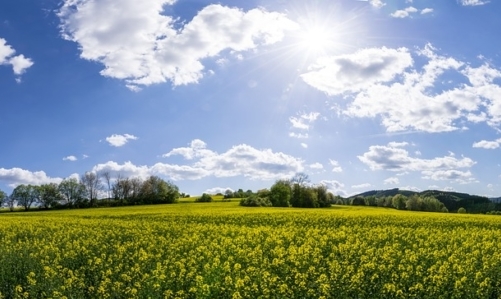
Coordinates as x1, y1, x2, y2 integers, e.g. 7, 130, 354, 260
458, 0, 489, 6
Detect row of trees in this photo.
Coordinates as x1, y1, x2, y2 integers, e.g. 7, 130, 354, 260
0, 172, 179, 211
347, 194, 448, 212
240, 173, 334, 208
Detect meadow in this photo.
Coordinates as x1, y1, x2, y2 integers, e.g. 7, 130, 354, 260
1, 200, 501, 298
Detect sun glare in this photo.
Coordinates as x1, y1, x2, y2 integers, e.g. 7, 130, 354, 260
299, 25, 333, 53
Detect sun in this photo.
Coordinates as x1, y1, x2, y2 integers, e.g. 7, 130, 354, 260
298, 24, 333, 54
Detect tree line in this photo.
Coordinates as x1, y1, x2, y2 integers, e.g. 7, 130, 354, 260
240, 173, 334, 208
0, 172, 179, 211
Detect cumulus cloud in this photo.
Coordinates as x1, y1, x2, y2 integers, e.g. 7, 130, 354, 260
390, 6, 418, 18
105, 134, 138, 147
302, 47, 413, 95
96, 140, 304, 181
320, 180, 347, 196
0, 168, 62, 187
329, 159, 343, 172
472, 138, 501, 149
303, 43, 501, 133
458, 0, 489, 6
358, 142, 476, 183
58, 1, 298, 90
63, 155, 78, 161
0, 38, 33, 77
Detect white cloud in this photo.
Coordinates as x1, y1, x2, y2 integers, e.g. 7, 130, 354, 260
95, 140, 305, 181
422, 170, 476, 184
421, 8, 433, 14
289, 132, 309, 139
459, 0, 489, 6
320, 180, 347, 196
352, 183, 372, 189
369, 0, 386, 8
329, 159, 343, 172
472, 138, 501, 149
105, 134, 138, 147
0, 38, 33, 77
384, 177, 399, 184
289, 112, 320, 133
358, 142, 476, 182
303, 44, 501, 133
300, 143, 308, 148
58, 1, 298, 90
204, 187, 233, 195
390, 6, 418, 18
0, 168, 62, 187
309, 162, 324, 170
63, 155, 78, 161
301, 47, 413, 96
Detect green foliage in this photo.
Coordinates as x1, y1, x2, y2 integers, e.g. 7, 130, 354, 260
10, 184, 38, 211
37, 183, 63, 209
269, 180, 291, 207
239, 195, 272, 207
350, 196, 366, 206
59, 178, 87, 208
392, 194, 407, 210
196, 193, 213, 203
458, 207, 467, 214
0, 190, 6, 207
138, 176, 179, 204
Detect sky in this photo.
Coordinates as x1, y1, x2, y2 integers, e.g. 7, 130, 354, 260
1, 0, 501, 198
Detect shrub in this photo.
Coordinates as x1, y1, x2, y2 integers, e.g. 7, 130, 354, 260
240, 195, 272, 207
196, 193, 213, 203
457, 207, 467, 214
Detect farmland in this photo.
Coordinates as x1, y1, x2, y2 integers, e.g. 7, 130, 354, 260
1, 201, 501, 298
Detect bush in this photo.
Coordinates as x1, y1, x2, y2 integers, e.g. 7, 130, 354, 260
196, 193, 213, 203
240, 195, 272, 207
457, 207, 467, 214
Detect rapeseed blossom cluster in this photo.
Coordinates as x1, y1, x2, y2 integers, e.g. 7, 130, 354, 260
0, 203, 501, 298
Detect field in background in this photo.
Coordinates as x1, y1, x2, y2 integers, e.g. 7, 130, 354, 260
1, 202, 501, 298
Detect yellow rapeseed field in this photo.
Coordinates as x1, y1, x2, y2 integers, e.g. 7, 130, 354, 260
1, 202, 501, 298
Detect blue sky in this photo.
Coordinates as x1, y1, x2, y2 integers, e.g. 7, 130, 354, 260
1, 0, 501, 197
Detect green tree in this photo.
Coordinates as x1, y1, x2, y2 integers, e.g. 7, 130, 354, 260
392, 194, 407, 210
457, 207, 467, 214
0, 190, 6, 208
38, 183, 63, 209
314, 185, 331, 208
406, 195, 424, 211
196, 193, 213, 202
10, 184, 38, 211
139, 176, 179, 204
350, 196, 366, 206
81, 172, 102, 207
59, 178, 87, 207
269, 180, 291, 207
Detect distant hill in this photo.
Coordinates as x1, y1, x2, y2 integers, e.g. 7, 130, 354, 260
349, 188, 496, 213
